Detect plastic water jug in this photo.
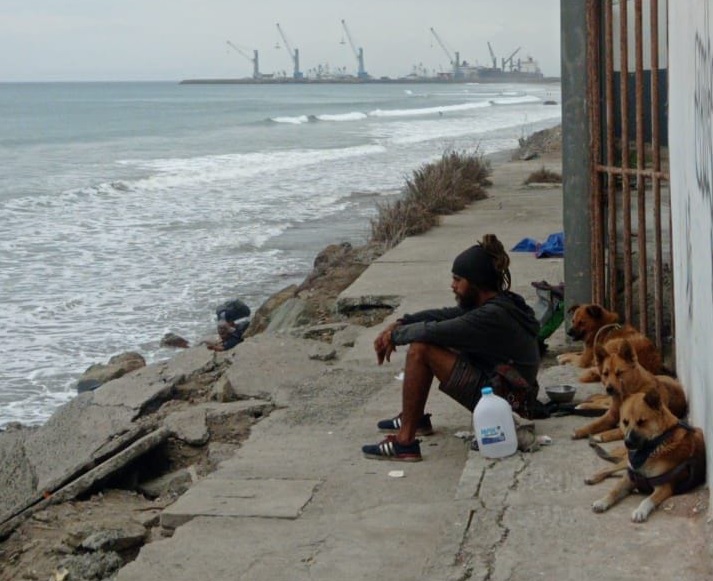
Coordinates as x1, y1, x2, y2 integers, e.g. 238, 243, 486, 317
473, 387, 518, 458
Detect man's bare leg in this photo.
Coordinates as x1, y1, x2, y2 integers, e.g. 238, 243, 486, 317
396, 342, 458, 445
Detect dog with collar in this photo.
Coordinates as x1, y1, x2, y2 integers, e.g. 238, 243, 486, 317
573, 338, 686, 442
591, 389, 706, 522
557, 304, 661, 383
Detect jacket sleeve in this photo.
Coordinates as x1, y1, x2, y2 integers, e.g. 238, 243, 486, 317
392, 306, 503, 351
399, 306, 465, 324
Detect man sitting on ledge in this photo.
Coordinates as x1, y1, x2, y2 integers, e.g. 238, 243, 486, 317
362, 233, 540, 461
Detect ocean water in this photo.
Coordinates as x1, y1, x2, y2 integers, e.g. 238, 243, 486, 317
0, 81, 561, 427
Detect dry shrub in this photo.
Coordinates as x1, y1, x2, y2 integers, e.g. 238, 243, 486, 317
524, 166, 562, 184
370, 198, 439, 248
369, 149, 491, 248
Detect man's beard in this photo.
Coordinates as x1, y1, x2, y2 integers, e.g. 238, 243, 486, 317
455, 289, 479, 309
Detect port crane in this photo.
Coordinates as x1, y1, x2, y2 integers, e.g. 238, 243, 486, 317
429, 27, 462, 79
487, 42, 498, 69
502, 47, 521, 71
275, 23, 303, 79
341, 19, 368, 79
226, 40, 260, 79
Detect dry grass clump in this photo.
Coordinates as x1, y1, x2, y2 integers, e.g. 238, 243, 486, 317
524, 166, 562, 185
370, 149, 491, 248
369, 197, 440, 246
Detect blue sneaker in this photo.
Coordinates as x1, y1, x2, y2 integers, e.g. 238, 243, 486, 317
377, 413, 434, 436
362, 435, 422, 462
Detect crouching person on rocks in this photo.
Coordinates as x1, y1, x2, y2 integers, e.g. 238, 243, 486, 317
362, 234, 541, 462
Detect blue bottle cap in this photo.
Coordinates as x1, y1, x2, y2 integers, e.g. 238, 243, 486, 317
481, 386, 493, 395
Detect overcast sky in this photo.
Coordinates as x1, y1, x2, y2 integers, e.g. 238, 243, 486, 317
0, 0, 561, 82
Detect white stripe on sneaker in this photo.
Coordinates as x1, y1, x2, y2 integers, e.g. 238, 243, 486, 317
380, 440, 395, 456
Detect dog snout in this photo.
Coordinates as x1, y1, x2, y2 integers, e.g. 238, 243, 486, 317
567, 327, 584, 340
605, 385, 616, 396
624, 430, 644, 450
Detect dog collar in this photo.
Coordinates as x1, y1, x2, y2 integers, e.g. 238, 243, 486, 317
628, 421, 693, 470
593, 323, 622, 347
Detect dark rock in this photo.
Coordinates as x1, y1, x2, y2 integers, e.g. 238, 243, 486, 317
77, 352, 146, 388
137, 468, 194, 499
76, 379, 102, 394
60, 551, 123, 580
160, 333, 190, 349
80, 523, 147, 552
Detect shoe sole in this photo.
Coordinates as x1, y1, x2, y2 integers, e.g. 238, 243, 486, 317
362, 452, 423, 462
379, 427, 434, 437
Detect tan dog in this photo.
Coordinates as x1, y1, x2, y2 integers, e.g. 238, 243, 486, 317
557, 304, 661, 382
592, 389, 706, 522
573, 338, 687, 442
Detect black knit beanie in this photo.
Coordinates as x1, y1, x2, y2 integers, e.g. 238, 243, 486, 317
451, 244, 499, 289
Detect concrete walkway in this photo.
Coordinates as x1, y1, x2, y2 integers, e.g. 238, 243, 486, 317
116, 156, 712, 581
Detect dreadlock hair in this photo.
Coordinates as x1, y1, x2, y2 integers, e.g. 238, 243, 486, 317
478, 234, 511, 291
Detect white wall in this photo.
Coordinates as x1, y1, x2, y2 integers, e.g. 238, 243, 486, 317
669, 1, 713, 489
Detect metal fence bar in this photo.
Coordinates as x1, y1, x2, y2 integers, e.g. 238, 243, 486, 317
619, 0, 634, 322
605, 0, 618, 312
650, 0, 664, 348
593, 165, 668, 179
588, 0, 605, 304
634, 0, 649, 333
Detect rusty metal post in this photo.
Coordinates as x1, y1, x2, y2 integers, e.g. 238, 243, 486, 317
562, 0, 595, 310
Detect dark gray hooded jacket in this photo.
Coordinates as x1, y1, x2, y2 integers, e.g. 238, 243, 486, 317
391, 291, 540, 386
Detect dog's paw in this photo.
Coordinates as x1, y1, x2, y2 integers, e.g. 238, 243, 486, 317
631, 499, 655, 522
592, 499, 609, 513
579, 369, 601, 383
589, 434, 603, 443
571, 430, 587, 440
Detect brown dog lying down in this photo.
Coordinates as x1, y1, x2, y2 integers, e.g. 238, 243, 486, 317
572, 338, 687, 443
557, 304, 661, 383
591, 389, 706, 522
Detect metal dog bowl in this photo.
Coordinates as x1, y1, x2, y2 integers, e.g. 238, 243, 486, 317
545, 384, 576, 404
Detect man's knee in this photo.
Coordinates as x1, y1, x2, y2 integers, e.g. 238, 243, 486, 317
406, 342, 457, 380
406, 341, 433, 361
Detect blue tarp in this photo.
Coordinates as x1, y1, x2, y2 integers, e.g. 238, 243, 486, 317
511, 232, 565, 258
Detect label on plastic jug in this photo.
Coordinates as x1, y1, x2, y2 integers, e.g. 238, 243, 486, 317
479, 425, 507, 445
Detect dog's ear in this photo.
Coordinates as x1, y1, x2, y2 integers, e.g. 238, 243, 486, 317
618, 339, 638, 364
585, 304, 603, 320
594, 344, 608, 366
567, 303, 580, 315
644, 388, 662, 410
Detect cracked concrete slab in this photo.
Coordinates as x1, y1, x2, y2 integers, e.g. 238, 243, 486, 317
160, 478, 321, 528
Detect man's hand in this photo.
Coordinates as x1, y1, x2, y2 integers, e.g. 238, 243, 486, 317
374, 322, 400, 365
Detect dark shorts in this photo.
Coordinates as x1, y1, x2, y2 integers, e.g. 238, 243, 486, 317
439, 355, 537, 418
438, 356, 489, 412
